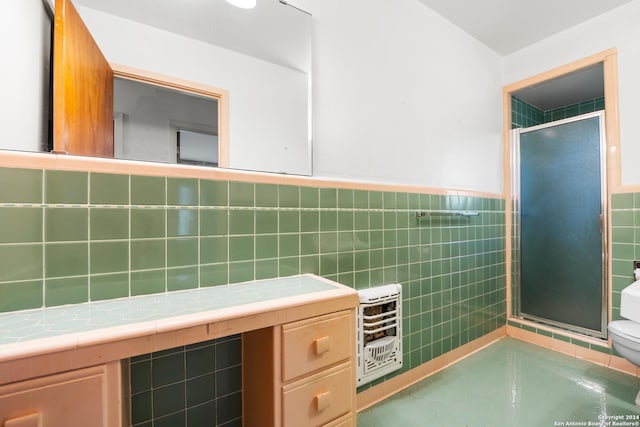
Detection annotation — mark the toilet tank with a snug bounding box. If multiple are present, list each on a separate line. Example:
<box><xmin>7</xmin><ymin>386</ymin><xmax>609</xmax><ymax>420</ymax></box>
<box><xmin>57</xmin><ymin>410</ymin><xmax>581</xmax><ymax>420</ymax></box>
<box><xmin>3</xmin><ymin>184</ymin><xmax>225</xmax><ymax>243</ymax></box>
<box><xmin>621</xmin><ymin>280</ymin><xmax>640</xmax><ymax>323</ymax></box>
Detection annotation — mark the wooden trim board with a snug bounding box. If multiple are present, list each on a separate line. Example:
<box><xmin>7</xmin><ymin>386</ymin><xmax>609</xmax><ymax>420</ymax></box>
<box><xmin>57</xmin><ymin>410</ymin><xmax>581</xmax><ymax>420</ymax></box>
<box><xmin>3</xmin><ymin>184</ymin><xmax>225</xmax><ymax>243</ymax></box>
<box><xmin>507</xmin><ymin>325</ymin><xmax>639</xmax><ymax>377</ymax></box>
<box><xmin>0</xmin><ymin>149</ymin><xmax>502</xmax><ymax>198</ymax></box>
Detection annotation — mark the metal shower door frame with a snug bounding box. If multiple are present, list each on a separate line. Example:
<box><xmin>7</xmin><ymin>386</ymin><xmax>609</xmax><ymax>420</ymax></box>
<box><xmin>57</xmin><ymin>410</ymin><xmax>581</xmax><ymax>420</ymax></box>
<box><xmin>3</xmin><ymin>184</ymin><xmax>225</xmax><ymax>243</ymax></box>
<box><xmin>510</xmin><ymin>111</ymin><xmax>608</xmax><ymax>338</ymax></box>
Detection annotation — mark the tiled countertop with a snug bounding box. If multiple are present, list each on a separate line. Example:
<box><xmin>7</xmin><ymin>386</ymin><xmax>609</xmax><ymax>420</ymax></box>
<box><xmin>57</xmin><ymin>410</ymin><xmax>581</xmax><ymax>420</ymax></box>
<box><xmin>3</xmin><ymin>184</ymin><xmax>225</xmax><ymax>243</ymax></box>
<box><xmin>0</xmin><ymin>274</ymin><xmax>357</xmax><ymax>364</ymax></box>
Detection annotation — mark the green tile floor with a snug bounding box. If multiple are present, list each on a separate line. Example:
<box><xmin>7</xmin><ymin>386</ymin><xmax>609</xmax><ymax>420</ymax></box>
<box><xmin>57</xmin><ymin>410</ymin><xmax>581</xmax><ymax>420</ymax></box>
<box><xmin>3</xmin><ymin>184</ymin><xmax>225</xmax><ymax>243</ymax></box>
<box><xmin>358</xmin><ymin>338</ymin><xmax>640</xmax><ymax>427</ymax></box>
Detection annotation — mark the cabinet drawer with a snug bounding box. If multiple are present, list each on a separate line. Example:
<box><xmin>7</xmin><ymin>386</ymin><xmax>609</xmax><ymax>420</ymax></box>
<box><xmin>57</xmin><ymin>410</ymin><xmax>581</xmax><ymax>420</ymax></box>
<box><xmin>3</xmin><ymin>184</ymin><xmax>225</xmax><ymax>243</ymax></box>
<box><xmin>0</xmin><ymin>363</ymin><xmax>121</xmax><ymax>427</ymax></box>
<box><xmin>282</xmin><ymin>310</ymin><xmax>353</xmax><ymax>381</ymax></box>
<box><xmin>282</xmin><ymin>362</ymin><xmax>353</xmax><ymax>427</ymax></box>
<box><xmin>325</xmin><ymin>414</ymin><xmax>354</xmax><ymax>427</ymax></box>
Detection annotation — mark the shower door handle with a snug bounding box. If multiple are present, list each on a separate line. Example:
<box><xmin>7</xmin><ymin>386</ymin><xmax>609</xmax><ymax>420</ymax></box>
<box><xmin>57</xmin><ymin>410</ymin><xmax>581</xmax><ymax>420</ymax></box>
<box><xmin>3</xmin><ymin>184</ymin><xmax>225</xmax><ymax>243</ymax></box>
<box><xmin>599</xmin><ymin>214</ymin><xmax>604</xmax><ymax>234</ymax></box>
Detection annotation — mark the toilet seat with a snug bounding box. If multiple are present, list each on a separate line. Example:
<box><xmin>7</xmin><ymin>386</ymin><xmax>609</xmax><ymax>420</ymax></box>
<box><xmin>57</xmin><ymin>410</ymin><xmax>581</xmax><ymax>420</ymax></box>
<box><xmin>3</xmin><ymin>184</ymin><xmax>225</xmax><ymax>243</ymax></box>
<box><xmin>609</xmin><ymin>320</ymin><xmax>640</xmax><ymax>344</ymax></box>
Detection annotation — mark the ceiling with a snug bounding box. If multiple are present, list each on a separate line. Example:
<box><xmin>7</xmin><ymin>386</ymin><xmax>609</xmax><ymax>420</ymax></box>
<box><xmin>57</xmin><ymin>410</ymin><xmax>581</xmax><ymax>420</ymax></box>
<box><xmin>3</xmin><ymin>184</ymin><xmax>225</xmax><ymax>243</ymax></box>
<box><xmin>73</xmin><ymin>0</ymin><xmax>311</xmax><ymax>72</ymax></box>
<box><xmin>73</xmin><ymin>0</ymin><xmax>636</xmax><ymax>59</ymax></box>
<box><xmin>72</xmin><ymin>0</ymin><xmax>632</xmax><ymax>111</ymax></box>
<box><xmin>418</xmin><ymin>0</ymin><xmax>636</xmax><ymax>56</ymax></box>
<box><xmin>418</xmin><ymin>0</ymin><xmax>633</xmax><ymax>110</ymax></box>
<box><xmin>512</xmin><ymin>64</ymin><xmax>604</xmax><ymax>111</ymax></box>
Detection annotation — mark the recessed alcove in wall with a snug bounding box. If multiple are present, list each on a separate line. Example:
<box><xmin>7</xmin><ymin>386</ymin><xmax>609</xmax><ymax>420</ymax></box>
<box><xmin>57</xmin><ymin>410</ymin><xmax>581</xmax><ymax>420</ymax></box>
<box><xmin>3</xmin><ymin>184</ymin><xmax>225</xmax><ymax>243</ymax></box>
<box><xmin>511</xmin><ymin>63</ymin><xmax>605</xmax><ymax>129</ymax></box>
<box><xmin>502</xmin><ymin>49</ymin><xmax>621</xmax><ymax>342</ymax></box>
<box><xmin>513</xmin><ymin>63</ymin><xmax>604</xmax><ymax>112</ymax></box>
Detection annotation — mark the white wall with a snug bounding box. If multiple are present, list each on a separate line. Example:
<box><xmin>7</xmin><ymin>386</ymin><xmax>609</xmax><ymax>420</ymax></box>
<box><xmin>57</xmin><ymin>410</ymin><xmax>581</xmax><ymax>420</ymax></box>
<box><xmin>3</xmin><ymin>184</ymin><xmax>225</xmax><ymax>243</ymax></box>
<box><xmin>1</xmin><ymin>1</ymin><xmax>51</xmax><ymax>152</ymax></box>
<box><xmin>307</xmin><ymin>0</ymin><xmax>504</xmax><ymax>193</ymax></box>
<box><xmin>503</xmin><ymin>0</ymin><xmax>640</xmax><ymax>186</ymax></box>
<box><xmin>76</xmin><ymin>6</ymin><xmax>310</xmax><ymax>176</ymax></box>
<box><xmin>81</xmin><ymin>1</ymin><xmax>504</xmax><ymax>192</ymax></box>
<box><xmin>5</xmin><ymin>1</ymin><xmax>504</xmax><ymax>192</ymax></box>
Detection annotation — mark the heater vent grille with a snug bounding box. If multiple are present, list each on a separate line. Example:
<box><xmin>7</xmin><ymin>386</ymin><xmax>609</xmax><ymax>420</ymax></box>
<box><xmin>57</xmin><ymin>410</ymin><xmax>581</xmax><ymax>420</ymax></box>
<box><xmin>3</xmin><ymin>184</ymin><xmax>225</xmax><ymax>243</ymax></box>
<box><xmin>356</xmin><ymin>284</ymin><xmax>403</xmax><ymax>386</ymax></box>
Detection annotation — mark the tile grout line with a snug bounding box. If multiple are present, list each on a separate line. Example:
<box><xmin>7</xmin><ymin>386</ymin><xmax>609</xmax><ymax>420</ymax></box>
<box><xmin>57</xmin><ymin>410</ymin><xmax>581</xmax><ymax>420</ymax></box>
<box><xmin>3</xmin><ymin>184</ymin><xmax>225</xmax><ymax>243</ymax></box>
<box><xmin>87</xmin><ymin>173</ymin><xmax>92</xmax><ymax>303</ymax></box>
<box><xmin>41</xmin><ymin>169</ymin><xmax>46</xmax><ymax>309</ymax></box>
<box><xmin>128</xmin><ymin>174</ymin><xmax>132</xmax><ymax>298</ymax></box>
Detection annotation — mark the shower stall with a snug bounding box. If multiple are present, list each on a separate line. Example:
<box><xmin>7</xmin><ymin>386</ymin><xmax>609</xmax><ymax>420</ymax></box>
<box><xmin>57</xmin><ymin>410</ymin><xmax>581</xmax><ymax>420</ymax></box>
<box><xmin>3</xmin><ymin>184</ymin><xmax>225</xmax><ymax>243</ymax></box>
<box><xmin>511</xmin><ymin>111</ymin><xmax>607</xmax><ymax>338</ymax></box>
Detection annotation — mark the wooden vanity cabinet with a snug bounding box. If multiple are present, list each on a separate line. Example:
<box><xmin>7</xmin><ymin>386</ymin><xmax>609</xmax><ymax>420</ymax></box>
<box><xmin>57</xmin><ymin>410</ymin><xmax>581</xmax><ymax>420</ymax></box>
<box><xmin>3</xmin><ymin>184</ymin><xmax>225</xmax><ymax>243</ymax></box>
<box><xmin>244</xmin><ymin>309</ymin><xmax>356</xmax><ymax>427</ymax></box>
<box><xmin>0</xmin><ymin>362</ymin><xmax>122</xmax><ymax>427</ymax></box>
<box><xmin>0</xmin><ymin>276</ymin><xmax>358</xmax><ymax>427</ymax></box>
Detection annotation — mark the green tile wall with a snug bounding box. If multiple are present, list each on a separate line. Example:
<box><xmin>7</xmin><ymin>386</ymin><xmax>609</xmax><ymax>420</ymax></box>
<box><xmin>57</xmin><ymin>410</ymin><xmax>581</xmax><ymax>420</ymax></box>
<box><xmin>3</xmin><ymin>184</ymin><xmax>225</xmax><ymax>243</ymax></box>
<box><xmin>0</xmin><ymin>166</ymin><xmax>507</xmax><ymax>424</ymax></box>
<box><xmin>611</xmin><ymin>193</ymin><xmax>640</xmax><ymax>321</ymax></box>
<box><xmin>511</xmin><ymin>96</ymin><xmax>605</xmax><ymax>129</ymax></box>
<box><xmin>512</xmin><ymin>97</ymin><xmax>544</xmax><ymax>128</ymax></box>
<box><xmin>130</xmin><ymin>335</ymin><xmax>242</xmax><ymax>427</ymax></box>
<box><xmin>506</xmin><ymin>319</ymin><xmax>612</xmax><ymax>356</ymax></box>
<box><xmin>544</xmin><ymin>97</ymin><xmax>605</xmax><ymax>123</ymax></box>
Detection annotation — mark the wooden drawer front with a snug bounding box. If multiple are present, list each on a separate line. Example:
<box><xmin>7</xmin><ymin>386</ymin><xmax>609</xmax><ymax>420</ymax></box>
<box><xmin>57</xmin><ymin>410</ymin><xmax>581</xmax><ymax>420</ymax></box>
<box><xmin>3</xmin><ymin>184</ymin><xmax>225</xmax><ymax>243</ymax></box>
<box><xmin>325</xmin><ymin>414</ymin><xmax>354</xmax><ymax>427</ymax></box>
<box><xmin>282</xmin><ymin>311</ymin><xmax>353</xmax><ymax>381</ymax></box>
<box><xmin>0</xmin><ymin>364</ymin><xmax>118</xmax><ymax>427</ymax></box>
<box><xmin>282</xmin><ymin>363</ymin><xmax>352</xmax><ymax>427</ymax></box>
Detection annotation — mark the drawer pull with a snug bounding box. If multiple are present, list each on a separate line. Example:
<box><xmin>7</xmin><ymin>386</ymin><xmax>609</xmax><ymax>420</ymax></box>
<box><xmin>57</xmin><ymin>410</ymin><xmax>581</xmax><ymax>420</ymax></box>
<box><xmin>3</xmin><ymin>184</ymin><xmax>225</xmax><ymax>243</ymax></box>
<box><xmin>314</xmin><ymin>391</ymin><xmax>331</xmax><ymax>412</ymax></box>
<box><xmin>313</xmin><ymin>336</ymin><xmax>330</xmax><ymax>355</ymax></box>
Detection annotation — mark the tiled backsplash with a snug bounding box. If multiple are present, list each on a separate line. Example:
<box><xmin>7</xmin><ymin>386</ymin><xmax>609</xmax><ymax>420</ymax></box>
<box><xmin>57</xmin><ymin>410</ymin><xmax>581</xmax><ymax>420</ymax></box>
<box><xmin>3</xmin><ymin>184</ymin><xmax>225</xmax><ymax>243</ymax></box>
<box><xmin>0</xmin><ymin>166</ymin><xmax>506</xmax><ymax>424</ymax></box>
<box><xmin>0</xmin><ymin>167</ymin><xmax>506</xmax><ymax>316</ymax></box>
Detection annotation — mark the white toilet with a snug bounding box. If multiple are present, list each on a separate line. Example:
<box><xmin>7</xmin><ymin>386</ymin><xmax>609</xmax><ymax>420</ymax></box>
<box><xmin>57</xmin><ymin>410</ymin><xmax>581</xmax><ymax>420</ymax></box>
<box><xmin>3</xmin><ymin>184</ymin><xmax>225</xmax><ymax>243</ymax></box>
<box><xmin>608</xmin><ymin>275</ymin><xmax>640</xmax><ymax>406</ymax></box>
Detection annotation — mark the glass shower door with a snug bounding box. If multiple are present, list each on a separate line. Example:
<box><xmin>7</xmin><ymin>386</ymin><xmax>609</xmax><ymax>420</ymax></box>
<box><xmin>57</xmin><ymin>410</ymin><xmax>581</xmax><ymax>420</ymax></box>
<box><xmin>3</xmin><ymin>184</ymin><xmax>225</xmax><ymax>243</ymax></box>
<box><xmin>517</xmin><ymin>113</ymin><xmax>606</xmax><ymax>336</ymax></box>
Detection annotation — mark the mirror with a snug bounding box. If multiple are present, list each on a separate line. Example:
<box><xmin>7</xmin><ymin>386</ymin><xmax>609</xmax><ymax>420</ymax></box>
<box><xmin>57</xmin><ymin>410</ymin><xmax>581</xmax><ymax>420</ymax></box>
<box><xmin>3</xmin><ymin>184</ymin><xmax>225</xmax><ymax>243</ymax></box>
<box><xmin>113</xmin><ymin>77</ymin><xmax>221</xmax><ymax>167</ymax></box>
<box><xmin>6</xmin><ymin>0</ymin><xmax>312</xmax><ymax>176</ymax></box>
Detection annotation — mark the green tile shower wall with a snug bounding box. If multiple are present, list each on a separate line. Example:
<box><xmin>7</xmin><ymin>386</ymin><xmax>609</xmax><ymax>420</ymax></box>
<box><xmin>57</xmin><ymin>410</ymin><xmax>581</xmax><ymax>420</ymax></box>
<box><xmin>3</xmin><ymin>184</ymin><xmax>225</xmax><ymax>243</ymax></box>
<box><xmin>0</xmin><ymin>166</ymin><xmax>506</xmax><ymax>390</ymax></box>
<box><xmin>512</xmin><ymin>97</ymin><xmax>544</xmax><ymax>128</ymax></box>
<box><xmin>511</xmin><ymin>96</ymin><xmax>605</xmax><ymax>129</ymax></box>
<box><xmin>544</xmin><ymin>97</ymin><xmax>605</xmax><ymax>123</ymax></box>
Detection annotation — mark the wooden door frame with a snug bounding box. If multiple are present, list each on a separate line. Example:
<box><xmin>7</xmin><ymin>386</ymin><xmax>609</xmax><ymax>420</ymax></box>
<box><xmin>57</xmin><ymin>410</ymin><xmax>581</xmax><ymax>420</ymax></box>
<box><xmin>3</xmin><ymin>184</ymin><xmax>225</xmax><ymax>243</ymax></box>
<box><xmin>502</xmin><ymin>49</ymin><xmax>621</xmax><ymax>334</ymax></box>
<box><xmin>110</xmin><ymin>63</ymin><xmax>229</xmax><ymax>168</ymax></box>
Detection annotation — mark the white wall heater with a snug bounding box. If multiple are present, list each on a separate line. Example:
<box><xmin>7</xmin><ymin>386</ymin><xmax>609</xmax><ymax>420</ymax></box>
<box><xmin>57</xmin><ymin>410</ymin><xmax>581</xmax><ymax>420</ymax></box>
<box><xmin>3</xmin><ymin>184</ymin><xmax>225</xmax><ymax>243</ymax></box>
<box><xmin>356</xmin><ymin>284</ymin><xmax>403</xmax><ymax>386</ymax></box>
